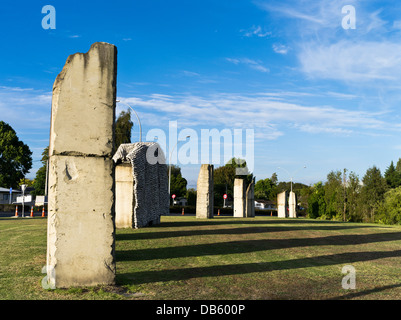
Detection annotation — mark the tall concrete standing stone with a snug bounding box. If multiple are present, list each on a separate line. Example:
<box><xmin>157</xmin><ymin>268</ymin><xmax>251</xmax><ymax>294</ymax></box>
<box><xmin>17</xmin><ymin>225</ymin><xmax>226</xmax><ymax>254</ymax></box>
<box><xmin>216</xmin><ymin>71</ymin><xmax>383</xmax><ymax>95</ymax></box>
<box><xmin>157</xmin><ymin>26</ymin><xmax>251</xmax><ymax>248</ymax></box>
<box><xmin>245</xmin><ymin>178</ymin><xmax>255</xmax><ymax>218</ymax></box>
<box><xmin>234</xmin><ymin>178</ymin><xmax>246</xmax><ymax>217</ymax></box>
<box><xmin>277</xmin><ymin>190</ymin><xmax>289</xmax><ymax>218</ymax></box>
<box><xmin>196</xmin><ymin>164</ymin><xmax>214</xmax><ymax>219</ymax></box>
<box><xmin>46</xmin><ymin>42</ymin><xmax>117</xmax><ymax>288</ymax></box>
<box><xmin>288</xmin><ymin>191</ymin><xmax>297</xmax><ymax>218</ymax></box>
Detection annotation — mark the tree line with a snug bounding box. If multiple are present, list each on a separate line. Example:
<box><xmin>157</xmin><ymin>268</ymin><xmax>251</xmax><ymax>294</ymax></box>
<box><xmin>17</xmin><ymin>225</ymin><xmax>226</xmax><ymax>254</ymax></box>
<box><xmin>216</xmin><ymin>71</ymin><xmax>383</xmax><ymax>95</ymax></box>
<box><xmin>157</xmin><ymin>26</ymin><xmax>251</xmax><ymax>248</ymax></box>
<box><xmin>305</xmin><ymin>160</ymin><xmax>401</xmax><ymax>225</ymax></box>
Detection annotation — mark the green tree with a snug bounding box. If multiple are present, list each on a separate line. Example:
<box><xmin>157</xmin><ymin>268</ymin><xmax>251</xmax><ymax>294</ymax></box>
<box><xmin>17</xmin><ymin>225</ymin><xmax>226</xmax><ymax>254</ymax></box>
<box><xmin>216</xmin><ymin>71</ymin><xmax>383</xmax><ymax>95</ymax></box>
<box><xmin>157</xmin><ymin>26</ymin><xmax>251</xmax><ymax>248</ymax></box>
<box><xmin>307</xmin><ymin>181</ymin><xmax>326</xmax><ymax>219</ymax></box>
<box><xmin>384</xmin><ymin>161</ymin><xmax>401</xmax><ymax>189</ymax></box>
<box><xmin>254</xmin><ymin>178</ymin><xmax>277</xmax><ymax>200</ymax></box>
<box><xmin>323</xmin><ymin>170</ymin><xmax>343</xmax><ymax>220</ymax></box>
<box><xmin>169</xmin><ymin>165</ymin><xmax>187</xmax><ymax>199</ymax></box>
<box><xmin>115</xmin><ymin>110</ymin><xmax>133</xmax><ymax>148</ymax></box>
<box><xmin>32</xmin><ymin>146</ymin><xmax>49</xmax><ymax>196</ymax></box>
<box><xmin>376</xmin><ymin>186</ymin><xmax>401</xmax><ymax>225</ymax></box>
<box><xmin>347</xmin><ymin>171</ymin><xmax>361</xmax><ymax>222</ymax></box>
<box><xmin>0</xmin><ymin>121</ymin><xmax>32</xmax><ymax>189</ymax></box>
<box><xmin>186</xmin><ymin>188</ymin><xmax>197</xmax><ymax>206</ymax></box>
<box><xmin>396</xmin><ymin>158</ymin><xmax>401</xmax><ymax>172</ymax></box>
<box><xmin>360</xmin><ymin>166</ymin><xmax>387</xmax><ymax>222</ymax></box>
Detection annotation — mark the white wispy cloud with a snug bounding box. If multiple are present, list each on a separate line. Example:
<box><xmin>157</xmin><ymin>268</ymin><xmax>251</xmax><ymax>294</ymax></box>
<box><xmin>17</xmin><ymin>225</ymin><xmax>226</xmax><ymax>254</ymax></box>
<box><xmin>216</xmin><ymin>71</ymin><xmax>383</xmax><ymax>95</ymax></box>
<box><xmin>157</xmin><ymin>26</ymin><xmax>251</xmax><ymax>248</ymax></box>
<box><xmin>240</xmin><ymin>25</ymin><xmax>271</xmax><ymax>38</ymax></box>
<box><xmin>272</xmin><ymin>44</ymin><xmax>290</xmax><ymax>54</ymax></box>
<box><xmin>298</xmin><ymin>40</ymin><xmax>401</xmax><ymax>82</ymax></box>
<box><xmin>226</xmin><ymin>57</ymin><xmax>269</xmax><ymax>73</ymax></box>
<box><xmin>119</xmin><ymin>91</ymin><xmax>396</xmax><ymax>140</ymax></box>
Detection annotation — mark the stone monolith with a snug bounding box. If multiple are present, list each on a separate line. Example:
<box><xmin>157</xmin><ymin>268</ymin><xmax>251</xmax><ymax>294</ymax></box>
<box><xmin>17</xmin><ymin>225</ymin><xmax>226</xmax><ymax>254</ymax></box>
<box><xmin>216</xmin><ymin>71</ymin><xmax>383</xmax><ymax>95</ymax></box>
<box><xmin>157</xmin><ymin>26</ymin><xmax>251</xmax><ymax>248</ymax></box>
<box><xmin>277</xmin><ymin>190</ymin><xmax>288</xmax><ymax>218</ymax></box>
<box><xmin>113</xmin><ymin>142</ymin><xmax>169</xmax><ymax>228</ymax></box>
<box><xmin>245</xmin><ymin>178</ymin><xmax>255</xmax><ymax>218</ymax></box>
<box><xmin>46</xmin><ymin>42</ymin><xmax>117</xmax><ymax>288</ymax></box>
<box><xmin>196</xmin><ymin>164</ymin><xmax>214</xmax><ymax>219</ymax></box>
<box><xmin>288</xmin><ymin>191</ymin><xmax>297</xmax><ymax>218</ymax></box>
<box><xmin>234</xmin><ymin>178</ymin><xmax>246</xmax><ymax>217</ymax></box>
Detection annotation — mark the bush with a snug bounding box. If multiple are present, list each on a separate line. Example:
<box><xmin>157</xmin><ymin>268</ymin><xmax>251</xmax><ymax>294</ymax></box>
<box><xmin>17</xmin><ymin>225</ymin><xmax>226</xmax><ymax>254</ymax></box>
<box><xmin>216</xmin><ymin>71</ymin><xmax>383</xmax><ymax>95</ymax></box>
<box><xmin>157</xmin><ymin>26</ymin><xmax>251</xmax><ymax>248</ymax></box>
<box><xmin>375</xmin><ymin>187</ymin><xmax>401</xmax><ymax>225</ymax></box>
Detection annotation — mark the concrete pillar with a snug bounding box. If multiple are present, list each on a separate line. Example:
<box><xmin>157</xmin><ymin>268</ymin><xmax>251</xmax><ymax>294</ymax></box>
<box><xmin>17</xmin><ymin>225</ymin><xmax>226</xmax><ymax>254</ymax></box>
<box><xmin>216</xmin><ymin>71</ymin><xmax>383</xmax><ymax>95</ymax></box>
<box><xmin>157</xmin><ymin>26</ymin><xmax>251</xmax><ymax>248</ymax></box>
<box><xmin>115</xmin><ymin>163</ymin><xmax>134</xmax><ymax>228</ymax></box>
<box><xmin>245</xmin><ymin>178</ymin><xmax>255</xmax><ymax>218</ymax></box>
<box><xmin>234</xmin><ymin>178</ymin><xmax>246</xmax><ymax>217</ymax></box>
<box><xmin>46</xmin><ymin>42</ymin><xmax>117</xmax><ymax>288</ymax></box>
<box><xmin>277</xmin><ymin>190</ymin><xmax>289</xmax><ymax>218</ymax></box>
<box><xmin>113</xmin><ymin>142</ymin><xmax>169</xmax><ymax>228</ymax></box>
<box><xmin>196</xmin><ymin>164</ymin><xmax>214</xmax><ymax>219</ymax></box>
<box><xmin>288</xmin><ymin>191</ymin><xmax>297</xmax><ymax>218</ymax></box>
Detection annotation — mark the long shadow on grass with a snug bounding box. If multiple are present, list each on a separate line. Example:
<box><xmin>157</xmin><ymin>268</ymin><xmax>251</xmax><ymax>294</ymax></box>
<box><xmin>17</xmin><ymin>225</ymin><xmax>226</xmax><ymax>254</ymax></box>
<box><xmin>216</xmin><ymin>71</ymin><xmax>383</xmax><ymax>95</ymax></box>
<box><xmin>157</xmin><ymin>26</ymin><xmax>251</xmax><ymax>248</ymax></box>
<box><xmin>116</xmin><ymin>224</ymin><xmax>376</xmax><ymax>241</ymax></box>
<box><xmin>156</xmin><ymin>218</ymin><xmax>368</xmax><ymax>228</ymax></box>
<box><xmin>329</xmin><ymin>283</ymin><xmax>401</xmax><ymax>300</ymax></box>
<box><xmin>116</xmin><ymin>231</ymin><xmax>401</xmax><ymax>262</ymax></box>
<box><xmin>117</xmin><ymin>249</ymin><xmax>401</xmax><ymax>285</ymax></box>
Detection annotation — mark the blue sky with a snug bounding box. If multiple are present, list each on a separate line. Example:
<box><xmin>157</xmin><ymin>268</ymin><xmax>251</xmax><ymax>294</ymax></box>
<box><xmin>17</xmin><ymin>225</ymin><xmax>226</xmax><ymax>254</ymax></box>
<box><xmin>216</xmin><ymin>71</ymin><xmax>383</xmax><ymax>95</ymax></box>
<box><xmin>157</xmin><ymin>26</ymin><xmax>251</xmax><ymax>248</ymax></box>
<box><xmin>1</xmin><ymin>0</ymin><xmax>401</xmax><ymax>189</ymax></box>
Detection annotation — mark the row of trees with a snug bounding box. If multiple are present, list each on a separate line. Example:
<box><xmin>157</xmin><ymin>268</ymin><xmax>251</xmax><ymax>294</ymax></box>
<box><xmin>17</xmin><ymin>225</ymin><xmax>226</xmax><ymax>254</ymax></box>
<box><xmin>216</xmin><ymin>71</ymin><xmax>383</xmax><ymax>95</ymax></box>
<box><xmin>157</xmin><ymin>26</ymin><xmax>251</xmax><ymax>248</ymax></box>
<box><xmin>306</xmin><ymin>160</ymin><xmax>401</xmax><ymax>224</ymax></box>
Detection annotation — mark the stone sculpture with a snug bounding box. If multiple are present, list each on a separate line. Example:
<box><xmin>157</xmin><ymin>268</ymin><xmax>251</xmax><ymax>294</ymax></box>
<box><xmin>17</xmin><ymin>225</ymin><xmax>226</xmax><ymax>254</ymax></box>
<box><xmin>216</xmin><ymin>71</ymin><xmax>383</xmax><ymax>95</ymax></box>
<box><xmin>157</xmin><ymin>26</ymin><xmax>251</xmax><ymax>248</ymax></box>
<box><xmin>46</xmin><ymin>42</ymin><xmax>117</xmax><ymax>288</ymax></box>
<box><xmin>196</xmin><ymin>164</ymin><xmax>214</xmax><ymax>219</ymax></box>
<box><xmin>277</xmin><ymin>190</ymin><xmax>289</xmax><ymax>218</ymax></box>
<box><xmin>245</xmin><ymin>177</ymin><xmax>255</xmax><ymax>218</ymax></box>
<box><xmin>288</xmin><ymin>191</ymin><xmax>297</xmax><ymax>218</ymax></box>
<box><xmin>233</xmin><ymin>178</ymin><xmax>246</xmax><ymax>217</ymax></box>
<box><xmin>112</xmin><ymin>142</ymin><xmax>169</xmax><ymax>228</ymax></box>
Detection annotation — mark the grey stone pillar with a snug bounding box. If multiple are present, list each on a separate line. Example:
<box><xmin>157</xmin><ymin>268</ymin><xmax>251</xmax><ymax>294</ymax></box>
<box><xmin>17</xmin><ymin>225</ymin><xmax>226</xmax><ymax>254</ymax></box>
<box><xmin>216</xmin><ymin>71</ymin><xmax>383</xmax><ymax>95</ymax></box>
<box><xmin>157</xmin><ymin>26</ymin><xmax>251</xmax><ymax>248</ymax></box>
<box><xmin>46</xmin><ymin>42</ymin><xmax>117</xmax><ymax>288</ymax></box>
<box><xmin>196</xmin><ymin>164</ymin><xmax>214</xmax><ymax>219</ymax></box>
<box><xmin>234</xmin><ymin>178</ymin><xmax>246</xmax><ymax>217</ymax></box>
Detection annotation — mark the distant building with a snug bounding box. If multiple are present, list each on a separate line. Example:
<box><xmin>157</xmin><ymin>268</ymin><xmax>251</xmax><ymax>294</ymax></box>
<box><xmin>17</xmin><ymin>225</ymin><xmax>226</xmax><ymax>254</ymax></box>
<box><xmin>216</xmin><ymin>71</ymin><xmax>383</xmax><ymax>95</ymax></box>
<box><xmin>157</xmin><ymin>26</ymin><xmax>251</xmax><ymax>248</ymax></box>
<box><xmin>0</xmin><ymin>187</ymin><xmax>20</xmax><ymax>205</ymax></box>
<box><xmin>254</xmin><ymin>199</ymin><xmax>277</xmax><ymax>211</ymax></box>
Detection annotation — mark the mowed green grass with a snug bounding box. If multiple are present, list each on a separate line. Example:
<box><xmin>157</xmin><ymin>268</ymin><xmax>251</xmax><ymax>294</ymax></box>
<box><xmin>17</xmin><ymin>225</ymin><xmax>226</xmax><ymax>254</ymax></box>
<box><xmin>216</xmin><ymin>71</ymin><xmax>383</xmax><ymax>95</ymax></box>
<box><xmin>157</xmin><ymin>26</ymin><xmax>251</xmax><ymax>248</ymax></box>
<box><xmin>1</xmin><ymin>215</ymin><xmax>401</xmax><ymax>300</ymax></box>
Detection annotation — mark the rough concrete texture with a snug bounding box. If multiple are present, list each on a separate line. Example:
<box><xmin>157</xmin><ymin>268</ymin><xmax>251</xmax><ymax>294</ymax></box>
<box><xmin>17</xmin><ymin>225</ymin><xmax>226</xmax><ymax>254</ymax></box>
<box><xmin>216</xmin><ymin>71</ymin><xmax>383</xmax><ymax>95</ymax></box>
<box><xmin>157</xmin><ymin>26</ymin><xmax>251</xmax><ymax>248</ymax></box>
<box><xmin>46</xmin><ymin>42</ymin><xmax>117</xmax><ymax>288</ymax></box>
<box><xmin>113</xmin><ymin>142</ymin><xmax>169</xmax><ymax>228</ymax></box>
<box><xmin>115</xmin><ymin>163</ymin><xmax>134</xmax><ymax>228</ymax></box>
<box><xmin>288</xmin><ymin>191</ymin><xmax>297</xmax><ymax>218</ymax></box>
<box><xmin>234</xmin><ymin>178</ymin><xmax>246</xmax><ymax>217</ymax></box>
<box><xmin>196</xmin><ymin>164</ymin><xmax>214</xmax><ymax>219</ymax></box>
<box><xmin>245</xmin><ymin>178</ymin><xmax>255</xmax><ymax>218</ymax></box>
<box><xmin>277</xmin><ymin>190</ymin><xmax>289</xmax><ymax>218</ymax></box>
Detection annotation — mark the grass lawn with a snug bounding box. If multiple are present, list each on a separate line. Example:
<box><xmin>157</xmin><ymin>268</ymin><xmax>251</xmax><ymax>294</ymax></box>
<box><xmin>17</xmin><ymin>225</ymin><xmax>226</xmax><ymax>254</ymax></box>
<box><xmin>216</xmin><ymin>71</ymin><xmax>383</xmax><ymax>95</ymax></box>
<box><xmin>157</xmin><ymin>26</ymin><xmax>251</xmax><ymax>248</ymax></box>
<box><xmin>1</xmin><ymin>215</ymin><xmax>401</xmax><ymax>300</ymax></box>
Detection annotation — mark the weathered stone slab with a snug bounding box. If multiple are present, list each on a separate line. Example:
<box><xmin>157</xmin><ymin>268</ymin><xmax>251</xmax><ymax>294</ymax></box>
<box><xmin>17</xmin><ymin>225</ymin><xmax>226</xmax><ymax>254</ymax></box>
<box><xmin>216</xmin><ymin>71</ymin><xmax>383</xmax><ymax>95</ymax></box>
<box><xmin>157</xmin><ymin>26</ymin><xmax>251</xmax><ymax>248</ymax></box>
<box><xmin>245</xmin><ymin>178</ymin><xmax>255</xmax><ymax>218</ymax></box>
<box><xmin>113</xmin><ymin>142</ymin><xmax>169</xmax><ymax>228</ymax></box>
<box><xmin>115</xmin><ymin>163</ymin><xmax>134</xmax><ymax>228</ymax></box>
<box><xmin>47</xmin><ymin>155</ymin><xmax>115</xmax><ymax>287</ymax></box>
<box><xmin>49</xmin><ymin>42</ymin><xmax>117</xmax><ymax>157</ymax></box>
<box><xmin>277</xmin><ymin>190</ymin><xmax>288</xmax><ymax>218</ymax></box>
<box><xmin>196</xmin><ymin>164</ymin><xmax>214</xmax><ymax>219</ymax></box>
<box><xmin>288</xmin><ymin>191</ymin><xmax>297</xmax><ymax>218</ymax></box>
<box><xmin>46</xmin><ymin>42</ymin><xmax>117</xmax><ymax>288</ymax></box>
<box><xmin>234</xmin><ymin>178</ymin><xmax>246</xmax><ymax>217</ymax></box>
